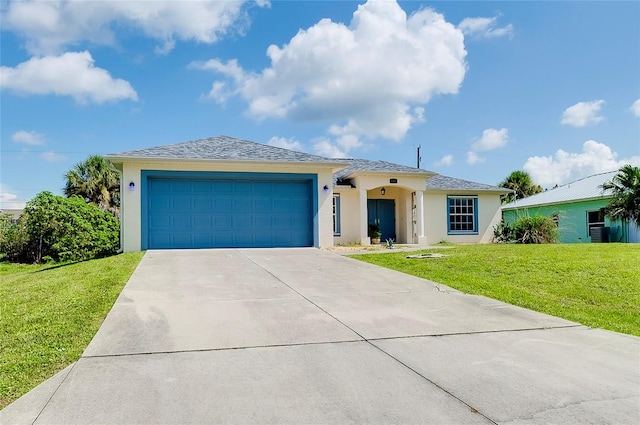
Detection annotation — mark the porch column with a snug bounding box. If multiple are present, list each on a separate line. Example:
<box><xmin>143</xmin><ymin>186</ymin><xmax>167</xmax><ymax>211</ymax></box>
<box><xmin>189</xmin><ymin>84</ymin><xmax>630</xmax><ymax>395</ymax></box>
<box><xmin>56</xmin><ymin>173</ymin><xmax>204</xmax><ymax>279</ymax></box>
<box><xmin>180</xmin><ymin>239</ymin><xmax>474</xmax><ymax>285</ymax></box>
<box><xmin>359</xmin><ymin>189</ymin><xmax>370</xmax><ymax>245</ymax></box>
<box><xmin>416</xmin><ymin>190</ymin><xmax>428</xmax><ymax>245</ymax></box>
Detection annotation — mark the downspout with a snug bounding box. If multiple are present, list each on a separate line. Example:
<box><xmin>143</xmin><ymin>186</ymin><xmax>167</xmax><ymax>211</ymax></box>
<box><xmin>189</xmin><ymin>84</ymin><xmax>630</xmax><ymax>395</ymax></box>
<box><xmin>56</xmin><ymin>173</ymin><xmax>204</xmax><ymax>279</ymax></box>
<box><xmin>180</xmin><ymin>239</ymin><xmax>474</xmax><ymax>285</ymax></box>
<box><xmin>115</xmin><ymin>166</ymin><xmax>124</xmax><ymax>253</ymax></box>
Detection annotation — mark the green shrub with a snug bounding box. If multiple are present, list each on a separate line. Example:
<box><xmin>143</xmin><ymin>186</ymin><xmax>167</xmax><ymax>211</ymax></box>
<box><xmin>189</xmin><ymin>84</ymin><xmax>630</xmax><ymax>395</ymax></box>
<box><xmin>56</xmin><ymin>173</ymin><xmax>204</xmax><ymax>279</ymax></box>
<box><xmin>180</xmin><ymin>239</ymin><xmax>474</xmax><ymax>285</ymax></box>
<box><xmin>494</xmin><ymin>215</ymin><xmax>558</xmax><ymax>244</ymax></box>
<box><xmin>1</xmin><ymin>192</ymin><xmax>120</xmax><ymax>263</ymax></box>
<box><xmin>0</xmin><ymin>213</ymin><xmax>29</xmax><ymax>261</ymax></box>
<box><xmin>513</xmin><ymin>215</ymin><xmax>559</xmax><ymax>244</ymax></box>
<box><xmin>493</xmin><ymin>219</ymin><xmax>516</xmax><ymax>243</ymax></box>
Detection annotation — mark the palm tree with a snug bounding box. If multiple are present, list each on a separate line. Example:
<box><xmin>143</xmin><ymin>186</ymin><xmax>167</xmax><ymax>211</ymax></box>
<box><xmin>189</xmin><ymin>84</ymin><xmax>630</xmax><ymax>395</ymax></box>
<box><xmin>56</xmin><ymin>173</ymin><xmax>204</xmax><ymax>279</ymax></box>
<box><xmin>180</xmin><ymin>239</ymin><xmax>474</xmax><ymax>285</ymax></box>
<box><xmin>64</xmin><ymin>155</ymin><xmax>120</xmax><ymax>214</ymax></box>
<box><xmin>499</xmin><ymin>170</ymin><xmax>543</xmax><ymax>204</ymax></box>
<box><xmin>601</xmin><ymin>164</ymin><xmax>640</xmax><ymax>227</ymax></box>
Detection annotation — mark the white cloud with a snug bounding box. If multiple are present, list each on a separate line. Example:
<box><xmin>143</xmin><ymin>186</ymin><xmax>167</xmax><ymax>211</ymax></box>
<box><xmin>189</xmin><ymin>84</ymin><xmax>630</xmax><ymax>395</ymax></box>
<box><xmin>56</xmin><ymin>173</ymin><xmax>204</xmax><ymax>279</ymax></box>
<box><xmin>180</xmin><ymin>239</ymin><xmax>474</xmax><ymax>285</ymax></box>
<box><xmin>436</xmin><ymin>154</ymin><xmax>454</xmax><ymax>166</ymax></box>
<box><xmin>313</xmin><ymin>138</ymin><xmax>348</xmax><ymax>158</ymax></box>
<box><xmin>561</xmin><ymin>100</ymin><xmax>605</xmax><ymax>127</ymax></box>
<box><xmin>42</xmin><ymin>151</ymin><xmax>66</xmax><ymax>162</ymax></box>
<box><xmin>523</xmin><ymin>140</ymin><xmax>640</xmax><ymax>187</ymax></box>
<box><xmin>267</xmin><ymin>136</ymin><xmax>303</xmax><ymax>151</ymax></box>
<box><xmin>471</xmin><ymin>128</ymin><xmax>509</xmax><ymax>152</ymax></box>
<box><xmin>458</xmin><ymin>16</ymin><xmax>513</xmax><ymax>39</ymax></box>
<box><xmin>12</xmin><ymin>130</ymin><xmax>45</xmax><ymax>145</ymax></box>
<box><xmin>466</xmin><ymin>151</ymin><xmax>485</xmax><ymax>164</ymax></box>
<box><xmin>465</xmin><ymin>128</ymin><xmax>508</xmax><ymax>165</ymax></box>
<box><xmin>0</xmin><ymin>51</ymin><xmax>138</xmax><ymax>104</ymax></box>
<box><xmin>2</xmin><ymin>0</ymin><xmax>266</xmax><ymax>55</ymax></box>
<box><xmin>0</xmin><ymin>184</ymin><xmax>26</xmax><ymax>209</ymax></box>
<box><xmin>631</xmin><ymin>99</ymin><xmax>640</xmax><ymax>117</ymax></box>
<box><xmin>196</xmin><ymin>0</ymin><xmax>467</xmax><ymax>157</ymax></box>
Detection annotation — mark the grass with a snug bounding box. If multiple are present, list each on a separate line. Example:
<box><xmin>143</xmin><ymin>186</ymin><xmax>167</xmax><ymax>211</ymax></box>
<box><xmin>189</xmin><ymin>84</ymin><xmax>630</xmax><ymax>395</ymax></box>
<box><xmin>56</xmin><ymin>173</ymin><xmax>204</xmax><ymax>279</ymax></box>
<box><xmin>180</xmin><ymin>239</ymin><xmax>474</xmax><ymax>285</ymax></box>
<box><xmin>350</xmin><ymin>244</ymin><xmax>640</xmax><ymax>337</ymax></box>
<box><xmin>0</xmin><ymin>252</ymin><xmax>144</xmax><ymax>409</ymax></box>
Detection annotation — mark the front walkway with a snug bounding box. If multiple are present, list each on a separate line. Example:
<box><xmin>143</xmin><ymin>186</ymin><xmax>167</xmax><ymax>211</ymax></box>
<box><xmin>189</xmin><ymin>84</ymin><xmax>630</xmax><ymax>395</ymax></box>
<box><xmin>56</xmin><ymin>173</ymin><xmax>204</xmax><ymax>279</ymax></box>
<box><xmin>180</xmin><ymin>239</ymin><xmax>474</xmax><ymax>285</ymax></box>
<box><xmin>3</xmin><ymin>249</ymin><xmax>639</xmax><ymax>424</ymax></box>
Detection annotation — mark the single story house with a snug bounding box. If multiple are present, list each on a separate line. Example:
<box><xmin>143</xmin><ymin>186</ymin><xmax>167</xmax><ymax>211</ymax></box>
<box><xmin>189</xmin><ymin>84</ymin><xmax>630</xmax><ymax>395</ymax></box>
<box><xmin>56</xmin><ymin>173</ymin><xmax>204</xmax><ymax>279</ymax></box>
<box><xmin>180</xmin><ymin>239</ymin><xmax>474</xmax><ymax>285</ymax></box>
<box><xmin>107</xmin><ymin>136</ymin><xmax>510</xmax><ymax>251</ymax></box>
<box><xmin>502</xmin><ymin>171</ymin><xmax>640</xmax><ymax>243</ymax></box>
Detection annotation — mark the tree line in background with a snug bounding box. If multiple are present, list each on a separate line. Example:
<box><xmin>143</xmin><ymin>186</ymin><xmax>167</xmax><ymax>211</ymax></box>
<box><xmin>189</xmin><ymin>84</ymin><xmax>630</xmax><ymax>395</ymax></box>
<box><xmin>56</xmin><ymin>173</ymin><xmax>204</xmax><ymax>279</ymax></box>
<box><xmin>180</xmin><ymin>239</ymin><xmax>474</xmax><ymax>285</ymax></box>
<box><xmin>0</xmin><ymin>156</ymin><xmax>121</xmax><ymax>263</ymax></box>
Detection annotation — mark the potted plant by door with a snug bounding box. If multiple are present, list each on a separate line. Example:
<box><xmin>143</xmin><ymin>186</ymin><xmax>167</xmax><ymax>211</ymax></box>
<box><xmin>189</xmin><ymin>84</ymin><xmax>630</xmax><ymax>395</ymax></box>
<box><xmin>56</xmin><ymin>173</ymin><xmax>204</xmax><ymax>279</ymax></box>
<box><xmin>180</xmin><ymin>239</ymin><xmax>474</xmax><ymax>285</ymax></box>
<box><xmin>368</xmin><ymin>224</ymin><xmax>382</xmax><ymax>244</ymax></box>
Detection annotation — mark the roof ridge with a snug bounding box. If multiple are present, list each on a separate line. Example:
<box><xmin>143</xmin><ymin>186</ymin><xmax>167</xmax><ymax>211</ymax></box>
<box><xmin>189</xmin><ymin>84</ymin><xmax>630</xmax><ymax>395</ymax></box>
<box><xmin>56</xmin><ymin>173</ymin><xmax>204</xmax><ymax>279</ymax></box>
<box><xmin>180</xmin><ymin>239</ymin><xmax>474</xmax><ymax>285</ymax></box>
<box><xmin>544</xmin><ymin>170</ymin><xmax>618</xmax><ymax>192</ymax></box>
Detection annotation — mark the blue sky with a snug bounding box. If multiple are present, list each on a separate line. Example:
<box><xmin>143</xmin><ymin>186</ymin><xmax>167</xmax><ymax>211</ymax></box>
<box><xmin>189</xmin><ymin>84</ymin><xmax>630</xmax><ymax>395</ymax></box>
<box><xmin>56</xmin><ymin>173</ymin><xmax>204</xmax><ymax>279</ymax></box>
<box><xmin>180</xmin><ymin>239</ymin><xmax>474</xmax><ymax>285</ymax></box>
<box><xmin>1</xmin><ymin>0</ymin><xmax>639</xmax><ymax>209</ymax></box>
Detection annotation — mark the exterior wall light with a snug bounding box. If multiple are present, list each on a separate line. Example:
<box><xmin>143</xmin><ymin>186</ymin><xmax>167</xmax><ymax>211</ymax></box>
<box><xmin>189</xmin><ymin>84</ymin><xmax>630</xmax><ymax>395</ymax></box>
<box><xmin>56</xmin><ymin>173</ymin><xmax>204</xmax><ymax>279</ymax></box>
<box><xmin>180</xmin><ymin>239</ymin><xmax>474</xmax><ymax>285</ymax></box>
<box><xmin>129</xmin><ymin>181</ymin><xmax>135</xmax><ymax>191</ymax></box>
<box><xmin>323</xmin><ymin>185</ymin><xmax>330</xmax><ymax>193</ymax></box>
<box><xmin>380</xmin><ymin>187</ymin><xmax>386</xmax><ymax>196</ymax></box>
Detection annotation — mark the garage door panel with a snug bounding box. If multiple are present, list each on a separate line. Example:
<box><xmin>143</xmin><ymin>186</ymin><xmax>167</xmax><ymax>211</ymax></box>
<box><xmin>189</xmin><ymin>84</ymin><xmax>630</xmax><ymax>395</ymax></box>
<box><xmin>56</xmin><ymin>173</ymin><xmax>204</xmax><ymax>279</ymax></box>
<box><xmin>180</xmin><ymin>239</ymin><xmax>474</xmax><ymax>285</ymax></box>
<box><xmin>150</xmin><ymin>196</ymin><xmax>170</xmax><ymax>210</ymax></box>
<box><xmin>233</xmin><ymin>232</ymin><xmax>253</xmax><ymax>246</ymax></box>
<box><xmin>193</xmin><ymin>197</ymin><xmax>212</xmax><ymax>210</ymax></box>
<box><xmin>149</xmin><ymin>215</ymin><xmax>171</xmax><ymax>228</ymax></box>
<box><xmin>254</xmin><ymin>233</ymin><xmax>273</xmax><ymax>245</ymax></box>
<box><xmin>234</xmin><ymin>198</ymin><xmax>252</xmax><ymax>211</ymax></box>
<box><xmin>214</xmin><ymin>232</ymin><xmax>234</xmax><ymax>246</ymax></box>
<box><xmin>214</xmin><ymin>215</ymin><xmax>232</xmax><ymax>227</ymax></box>
<box><xmin>213</xmin><ymin>181</ymin><xmax>233</xmax><ymax>192</ymax></box>
<box><xmin>254</xmin><ymin>199</ymin><xmax>271</xmax><ymax>210</ymax></box>
<box><xmin>233</xmin><ymin>214</ymin><xmax>252</xmax><ymax>228</ymax></box>
<box><xmin>192</xmin><ymin>180</ymin><xmax>213</xmax><ymax>193</ymax></box>
<box><xmin>150</xmin><ymin>179</ymin><xmax>171</xmax><ymax>192</ymax></box>
<box><xmin>172</xmin><ymin>233</ymin><xmax>191</xmax><ymax>246</ymax></box>
<box><xmin>214</xmin><ymin>198</ymin><xmax>232</xmax><ymax>210</ymax></box>
<box><xmin>254</xmin><ymin>215</ymin><xmax>272</xmax><ymax>227</ymax></box>
<box><xmin>233</xmin><ymin>181</ymin><xmax>252</xmax><ymax>192</ymax></box>
<box><xmin>172</xmin><ymin>180</ymin><xmax>191</xmax><ymax>192</ymax></box>
<box><xmin>149</xmin><ymin>234</ymin><xmax>170</xmax><ymax>247</ymax></box>
<box><xmin>193</xmin><ymin>233</ymin><xmax>212</xmax><ymax>246</ymax></box>
<box><xmin>172</xmin><ymin>215</ymin><xmax>190</xmax><ymax>230</ymax></box>
<box><xmin>147</xmin><ymin>176</ymin><xmax>313</xmax><ymax>249</ymax></box>
<box><xmin>192</xmin><ymin>215</ymin><xmax>212</xmax><ymax>229</ymax></box>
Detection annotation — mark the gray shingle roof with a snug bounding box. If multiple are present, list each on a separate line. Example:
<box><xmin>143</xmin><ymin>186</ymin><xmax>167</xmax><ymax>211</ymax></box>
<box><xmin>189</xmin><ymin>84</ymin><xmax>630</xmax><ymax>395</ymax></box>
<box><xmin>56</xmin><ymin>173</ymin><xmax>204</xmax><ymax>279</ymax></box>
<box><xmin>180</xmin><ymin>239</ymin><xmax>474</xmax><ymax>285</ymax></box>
<box><xmin>107</xmin><ymin>136</ymin><xmax>510</xmax><ymax>193</ymax></box>
<box><xmin>334</xmin><ymin>158</ymin><xmax>433</xmax><ymax>181</ymax></box>
<box><xmin>502</xmin><ymin>171</ymin><xmax>616</xmax><ymax>210</ymax></box>
<box><xmin>425</xmin><ymin>174</ymin><xmax>510</xmax><ymax>192</ymax></box>
<box><xmin>108</xmin><ymin>135</ymin><xmax>338</xmax><ymax>163</ymax></box>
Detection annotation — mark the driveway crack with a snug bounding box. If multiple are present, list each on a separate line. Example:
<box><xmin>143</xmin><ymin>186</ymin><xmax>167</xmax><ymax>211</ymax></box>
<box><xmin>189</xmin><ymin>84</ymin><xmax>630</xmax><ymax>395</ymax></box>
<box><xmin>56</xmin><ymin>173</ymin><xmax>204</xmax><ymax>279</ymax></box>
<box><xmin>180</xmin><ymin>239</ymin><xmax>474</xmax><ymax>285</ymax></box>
<box><xmin>237</xmin><ymin>249</ymin><xmax>498</xmax><ymax>424</ymax></box>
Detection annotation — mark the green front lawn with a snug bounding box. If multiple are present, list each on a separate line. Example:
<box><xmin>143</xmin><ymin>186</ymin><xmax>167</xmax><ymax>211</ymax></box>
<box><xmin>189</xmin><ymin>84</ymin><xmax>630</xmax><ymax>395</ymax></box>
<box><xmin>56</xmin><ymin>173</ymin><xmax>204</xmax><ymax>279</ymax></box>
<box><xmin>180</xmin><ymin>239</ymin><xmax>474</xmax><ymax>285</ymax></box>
<box><xmin>0</xmin><ymin>252</ymin><xmax>144</xmax><ymax>409</ymax></box>
<box><xmin>351</xmin><ymin>244</ymin><xmax>640</xmax><ymax>337</ymax></box>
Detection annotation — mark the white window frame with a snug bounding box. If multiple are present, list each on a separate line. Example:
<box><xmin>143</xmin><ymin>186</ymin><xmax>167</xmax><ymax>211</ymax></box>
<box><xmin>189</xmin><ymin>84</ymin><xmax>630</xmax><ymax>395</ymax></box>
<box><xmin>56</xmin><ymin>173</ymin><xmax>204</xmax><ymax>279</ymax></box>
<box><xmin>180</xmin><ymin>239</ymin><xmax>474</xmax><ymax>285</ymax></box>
<box><xmin>447</xmin><ymin>196</ymin><xmax>478</xmax><ymax>235</ymax></box>
<box><xmin>333</xmin><ymin>194</ymin><xmax>341</xmax><ymax>236</ymax></box>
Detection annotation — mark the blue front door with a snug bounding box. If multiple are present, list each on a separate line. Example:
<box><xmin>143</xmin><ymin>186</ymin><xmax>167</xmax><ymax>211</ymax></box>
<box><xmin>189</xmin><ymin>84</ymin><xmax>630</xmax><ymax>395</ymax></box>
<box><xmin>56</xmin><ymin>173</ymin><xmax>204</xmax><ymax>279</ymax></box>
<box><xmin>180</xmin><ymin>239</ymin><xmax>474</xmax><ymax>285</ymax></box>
<box><xmin>367</xmin><ymin>199</ymin><xmax>396</xmax><ymax>241</ymax></box>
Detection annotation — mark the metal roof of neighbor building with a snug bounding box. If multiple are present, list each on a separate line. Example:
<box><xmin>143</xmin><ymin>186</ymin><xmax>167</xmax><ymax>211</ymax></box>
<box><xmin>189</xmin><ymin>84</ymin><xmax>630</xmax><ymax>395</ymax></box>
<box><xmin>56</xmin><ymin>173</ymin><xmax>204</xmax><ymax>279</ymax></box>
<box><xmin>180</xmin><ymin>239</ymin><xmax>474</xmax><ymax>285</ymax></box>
<box><xmin>107</xmin><ymin>135</ymin><xmax>339</xmax><ymax>164</ymax></box>
<box><xmin>502</xmin><ymin>171</ymin><xmax>617</xmax><ymax>210</ymax></box>
<box><xmin>425</xmin><ymin>174</ymin><xmax>510</xmax><ymax>192</ymax></box>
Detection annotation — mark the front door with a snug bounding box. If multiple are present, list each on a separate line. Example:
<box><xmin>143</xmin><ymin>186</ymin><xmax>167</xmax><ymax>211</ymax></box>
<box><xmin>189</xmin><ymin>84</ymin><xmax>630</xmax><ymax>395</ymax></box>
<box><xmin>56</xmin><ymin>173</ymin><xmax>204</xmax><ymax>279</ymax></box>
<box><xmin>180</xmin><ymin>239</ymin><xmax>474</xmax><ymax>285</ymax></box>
<box><xmin>367</xmin><ymin>199</ymin><xmax>396</xmax><ymax>241</ymax></box>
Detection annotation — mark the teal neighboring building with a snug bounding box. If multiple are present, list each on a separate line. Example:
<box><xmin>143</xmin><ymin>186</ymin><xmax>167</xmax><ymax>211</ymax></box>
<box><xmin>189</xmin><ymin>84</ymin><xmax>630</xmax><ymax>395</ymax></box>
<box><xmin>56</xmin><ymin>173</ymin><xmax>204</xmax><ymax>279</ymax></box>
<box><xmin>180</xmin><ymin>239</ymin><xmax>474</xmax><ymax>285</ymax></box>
<box><xmin>502</xmin><ymin>171</ymin><xmax>640</xmax><ymax>243</ymax></box>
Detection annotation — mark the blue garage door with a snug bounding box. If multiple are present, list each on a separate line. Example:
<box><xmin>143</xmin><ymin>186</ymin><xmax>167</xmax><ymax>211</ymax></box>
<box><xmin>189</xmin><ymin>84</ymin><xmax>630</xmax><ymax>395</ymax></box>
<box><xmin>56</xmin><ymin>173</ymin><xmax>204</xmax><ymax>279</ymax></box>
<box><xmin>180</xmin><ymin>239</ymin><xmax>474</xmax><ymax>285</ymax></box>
<box><xmin>147</xmin><ymin>177</ymin><xmax>313</xmax><ymax>249</ymax></box>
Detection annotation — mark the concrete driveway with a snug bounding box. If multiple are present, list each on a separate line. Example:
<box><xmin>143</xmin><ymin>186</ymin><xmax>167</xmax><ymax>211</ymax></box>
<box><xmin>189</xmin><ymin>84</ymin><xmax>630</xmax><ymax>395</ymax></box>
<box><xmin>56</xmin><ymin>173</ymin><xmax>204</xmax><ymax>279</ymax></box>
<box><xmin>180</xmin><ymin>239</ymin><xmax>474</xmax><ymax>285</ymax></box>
<box><xmin>3</xmin><ymin>248</ymin><xmax>639</xmax><ymax>424</ymax></box>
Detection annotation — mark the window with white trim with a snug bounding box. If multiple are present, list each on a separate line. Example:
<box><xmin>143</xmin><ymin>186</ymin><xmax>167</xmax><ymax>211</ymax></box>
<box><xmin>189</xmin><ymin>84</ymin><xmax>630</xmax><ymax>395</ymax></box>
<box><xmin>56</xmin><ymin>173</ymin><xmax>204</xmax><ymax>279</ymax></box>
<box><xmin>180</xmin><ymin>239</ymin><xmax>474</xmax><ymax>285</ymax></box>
<box><xmin>447</xmin><ymin>196</ymin><xmax>478</xmax><ymax>234</ymax></box>
<box><xmin>333</xmin><ymin>194</ymin><xmax>341</xmax><ymax>236</ymax></box>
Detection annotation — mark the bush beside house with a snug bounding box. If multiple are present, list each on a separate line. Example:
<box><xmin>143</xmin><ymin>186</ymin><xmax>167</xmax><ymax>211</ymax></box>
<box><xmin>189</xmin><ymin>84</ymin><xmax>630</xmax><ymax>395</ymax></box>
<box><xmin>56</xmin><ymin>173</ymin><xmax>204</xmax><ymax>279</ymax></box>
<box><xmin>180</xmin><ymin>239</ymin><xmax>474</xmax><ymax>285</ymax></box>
<box><xmin>494</xmin><ymin>215</ymin><xmax>559</xmax><ymax>244</ymax></box>
<box><xmin>0</xmin><ymin>192</ymin><xmax>120</xmax><ymax>263</ymax></box>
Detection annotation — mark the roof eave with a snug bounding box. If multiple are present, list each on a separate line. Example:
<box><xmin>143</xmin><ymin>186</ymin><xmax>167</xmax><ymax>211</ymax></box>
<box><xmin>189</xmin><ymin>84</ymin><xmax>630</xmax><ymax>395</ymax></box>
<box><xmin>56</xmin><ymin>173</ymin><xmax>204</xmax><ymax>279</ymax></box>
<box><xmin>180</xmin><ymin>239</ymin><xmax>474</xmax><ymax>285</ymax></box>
<box><xmin>425</xmin><ymin>187</ymin><xmax>512</xmax><ymax>194</ymax></box>
<box><xmin>343</xmin><ymin>170</ymin><xmax>437</xmax><ymax>179</ymax></box>
<box><xmin>501</xmin><ymin>194</ymin><xmax>611</xmax><ymax>210</ymax></box>
<box><xmin>105</xmin><ymin>155</ymin><xmax>348</xmax><ymax>171</ymax></box>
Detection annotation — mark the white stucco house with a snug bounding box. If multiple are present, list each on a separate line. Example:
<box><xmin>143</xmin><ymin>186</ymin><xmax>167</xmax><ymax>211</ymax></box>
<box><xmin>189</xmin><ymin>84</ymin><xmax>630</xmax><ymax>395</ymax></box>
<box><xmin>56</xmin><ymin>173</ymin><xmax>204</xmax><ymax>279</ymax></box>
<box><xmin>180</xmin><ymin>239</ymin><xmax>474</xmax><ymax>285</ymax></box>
<box><xmin>106</xmin><ymin>136</ymin><xmax>509</xmax><ymax>251</ymax></box>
